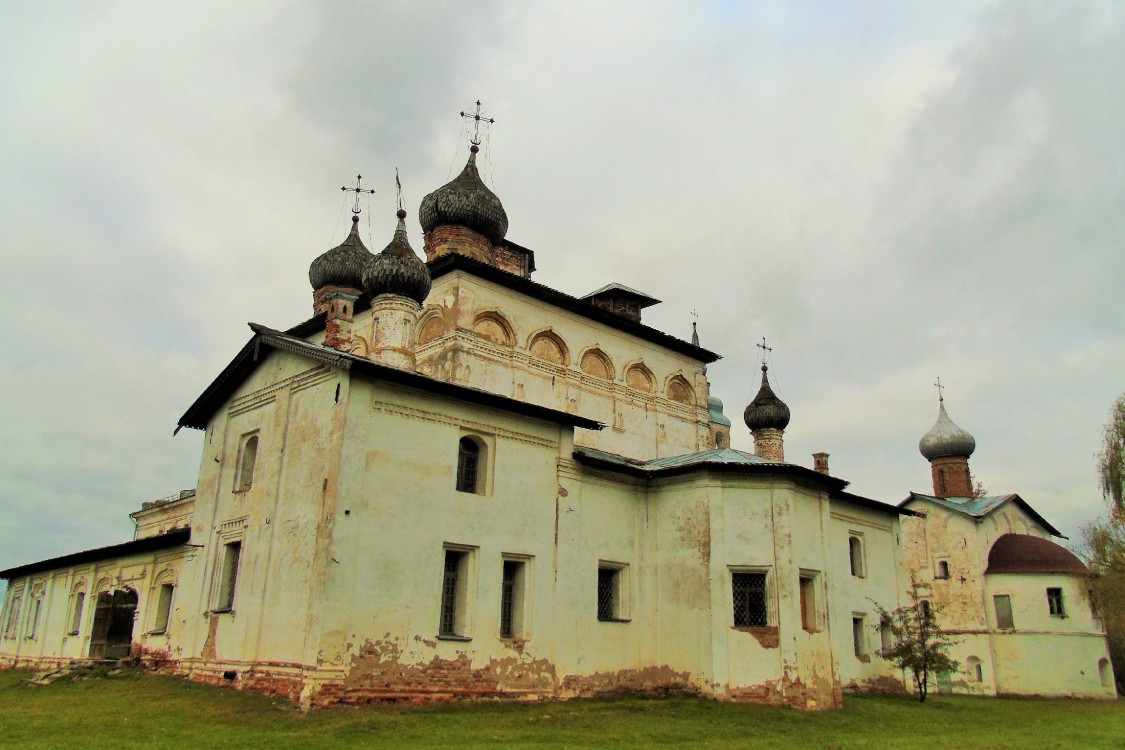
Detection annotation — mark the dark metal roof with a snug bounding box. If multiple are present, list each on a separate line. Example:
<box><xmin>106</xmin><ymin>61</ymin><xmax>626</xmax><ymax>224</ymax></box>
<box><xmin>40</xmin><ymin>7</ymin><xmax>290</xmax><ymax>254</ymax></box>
<box><xmin>1</xmin><ymin>528</ymin><xmax>192</xmax><ymax>580</ymax></box>
<box><xmin>581</xmin><ymin>283</ymin><xmax>661</xmax><ymax>308</ymax></box>
<box><xmin>985</xmin><ymin>533</ymin><xmax>1087</xmax><ymax>575</ymax></box>
<box><xmin>429</xmin><ymin>254</ymin><xmax>721</xmax><ymax>364</ymax></box>
<box><xmin>832</xmin><ymin>490</ymin><xmax>921</xmax><ymax>517</ymax></box>
<box><xmin>308</xmin><ymin>215</ymin><xmax>374</xmax><ymax>291</ymax></box>
<box><xmin>900</xmin><ymin>492</ymin><xmax>1064</xmax><ymax>538</ymax></box>
<box><xmin>176</xmin><ymin>324</ymin><xmax>604</xmax><ymax>433</ymax></box>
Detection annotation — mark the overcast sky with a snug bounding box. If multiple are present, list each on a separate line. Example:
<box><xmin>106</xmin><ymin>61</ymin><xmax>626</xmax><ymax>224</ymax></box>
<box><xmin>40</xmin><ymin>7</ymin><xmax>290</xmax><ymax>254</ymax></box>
<box><xmin>1</xmin><ymin>1</ymin><xmax>1123</xmax><ymax>581</ymax></box>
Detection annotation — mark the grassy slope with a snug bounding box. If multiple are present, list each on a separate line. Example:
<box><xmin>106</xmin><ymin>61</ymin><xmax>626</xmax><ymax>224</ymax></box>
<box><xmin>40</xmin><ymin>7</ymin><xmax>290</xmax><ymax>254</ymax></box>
<box><xmin>0</xmin><ymin>669</ymin><xmax>1122</xmax><ymax>749</ymax></box>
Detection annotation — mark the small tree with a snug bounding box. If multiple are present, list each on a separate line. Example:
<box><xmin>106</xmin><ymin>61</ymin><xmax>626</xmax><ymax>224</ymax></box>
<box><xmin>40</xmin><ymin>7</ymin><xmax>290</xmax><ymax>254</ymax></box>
<box><xmin>873</xmin><ymin>586</ymin><xmax>959</xmax><ymax>702</ymax></box>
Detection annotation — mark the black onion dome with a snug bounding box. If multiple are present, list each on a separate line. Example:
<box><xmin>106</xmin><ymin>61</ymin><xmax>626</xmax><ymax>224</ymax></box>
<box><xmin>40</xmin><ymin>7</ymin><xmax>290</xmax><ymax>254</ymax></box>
<box><xmin>419</xmin><ymin>146</ymin><xmax>508</xmax><ymax>244</ymax></box>
<box><xmin>743</xmin><ymin>365</ymin><xmax>791</xmax><ymax>431</ymax></box>
<box><xmin>919</xmin><ymin>401</ymin><xmax>976</xmax><ymax>460</ymax></box>
<box><xmin>309</xmin><ymin>215</ymin><xmax>374</xmax><ymax>290</ymax></box>
<box><xmin>362</xmin><ymin>210</ymin><xmax>432</xmax><ymax>305</ymax></box>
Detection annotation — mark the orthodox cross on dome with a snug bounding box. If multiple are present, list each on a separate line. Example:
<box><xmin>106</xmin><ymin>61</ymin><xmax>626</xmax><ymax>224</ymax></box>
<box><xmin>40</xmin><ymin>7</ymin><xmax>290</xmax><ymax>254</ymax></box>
<box><xmin>341</xmin><ymin>174</ymin><xmax>375</xmax><ymax>216</ymax></box>
<box><xmin>757</xmin><ymin>337</ymin><xmax>773</xmax><ymax>367</ymax></box>
<box><xmin>461</xmin><ymin>99</ymin><xmax>495</xmax><ymax>146</ymax></box>
<box><xmin>690</xmin><ymin>309</ymin><xmax>699</xmax><ymax>346</ymax></box>
<box><xmin>934</xmin><ymin>377</ymin><xmax>945</xmax><ymax>403</ymax></box>
<box><xmin>395</xmin><ymin>167</ymin><xmax>404</xmax><ymax>213</ymax></box>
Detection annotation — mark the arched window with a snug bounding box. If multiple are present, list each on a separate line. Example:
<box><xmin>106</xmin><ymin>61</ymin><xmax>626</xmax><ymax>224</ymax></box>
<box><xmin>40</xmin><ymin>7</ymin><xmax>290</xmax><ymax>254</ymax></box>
<box><xmin>849</xmin><ymin>536</ymin><xmax>865</xmax><ymax>578</ymax></box>
<box><xmin>920</xmin><ymin>600</ymin><xmax>933</xmax><ymax>623</ymax></box>
<box><xmin>936</xmin><ymin>560</ymin><xmax>950</xmax><ymax>580</ymax></box>
<box><xmin>472</xmin><ymin>312</ymin><xmax>515</xmax><ymax>346</ymax></box>
<box><xmin>625</xmin><ymin>363</ymin><xmax>655</xmax><ymax>392</ymax></box>
<box><xmin>580</xmin><ymin>349</ymin><xmax>614</xmax><ymax>380</ymax></box>
<box><xmin>966</xmin><ymin>655</ymin><xmax>983</xmax><ymax>682</ymax></box>
<box><xmin>528</xmin><ymin>331</ymin><xmax>568</xmax><ymax>365</ymax></box>
<box><xmin>666</xmin><ymin>375</ymin><xmax>694</xmax><ymax>405</ymax></box>
<box><xmin>236</xmin><ymin>434</ymin><xmax>258</xmax><ymax>492</ymax></box>
<box><xmin>1100</xmin><ymin>658</ymin><xmax>1113</xmax><ymax>688</ymax></box>
<box><xmin>457</xmin><ymin>437</ymin><xmax>482</xmax><ymax>494</ymax></box>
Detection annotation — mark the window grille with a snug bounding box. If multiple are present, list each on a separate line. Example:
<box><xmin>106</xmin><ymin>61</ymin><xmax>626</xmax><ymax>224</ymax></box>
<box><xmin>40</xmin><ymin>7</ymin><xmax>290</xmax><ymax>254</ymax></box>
<box><xmin>440</xmin><ymin>551</ymin><xmax>462</xmax><ymax>636</ymax></box>
<box><xmin>456</xmin><ymin>438</ymin><xmax>479</xmax><ymax>493</ymax></box>
<box><xmin>500</xmin><ymin>561</ymin><xmax>518</xmax><ymax>638</ymax></box>
<box><xmin>597</xmin><ymin>568</ymin><xmax>618</xmax><ymax>621</ymax></box>
<box><xmin>732</xmin><ymin>572</ymin><xmax>768</xmax><ymax>627</ymax></box>
<box><xmin>1047</xmin><ymin>587</ymin><xmax>1065</xmax><ymax>616</ymax></box>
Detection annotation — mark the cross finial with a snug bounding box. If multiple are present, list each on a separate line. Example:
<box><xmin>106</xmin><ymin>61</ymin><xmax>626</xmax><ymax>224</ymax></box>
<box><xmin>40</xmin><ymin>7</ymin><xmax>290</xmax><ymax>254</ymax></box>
<box><xmin>460</xmin><ymin>99</ymin><xmax>495</xmax><ymax>146</ymax></box>
<box><xmin>341</xmin><ymin>174</ymin><xmax>375</xmax><ymax>216</ymax></box>
<box><xmin>757</xmin><ymin>337</ymin><xmax>773</xmax><ymax>367</ymax></box>
<box><xmin>395</xmin><ymin>168</ymin><xmax>404</xmax><ymax>213</ymax></box>
<box><xmin>934</xmin><ymin>377</ymin><xmax>945</xmax><ymax>403</ymax></box>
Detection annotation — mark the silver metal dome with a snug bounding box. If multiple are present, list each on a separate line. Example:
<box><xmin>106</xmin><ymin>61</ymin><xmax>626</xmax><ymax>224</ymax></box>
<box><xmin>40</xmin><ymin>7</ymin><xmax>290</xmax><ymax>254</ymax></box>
<box><xmin>743</xmin><ymin>366</ymin><xmax>791</xmax><ymax>432</ymax></box>
<box><xmin>309</xmin><ymin>215</ymin><xmax>374</xmax><ymax>290</ymax></box>
<box><xmin>418</xmin><ymin>146</ymin><xmax>508</xmax><ymax>244</ymax></box>
<box><xmin>919</xmin><ymin>401</ymin><xmax>976</xmax><ymax>460</ymax></box>
<box><xmin>362</xmin><ymin>210</ymin><xmax>431</xmax><ymax>305</ymax></box>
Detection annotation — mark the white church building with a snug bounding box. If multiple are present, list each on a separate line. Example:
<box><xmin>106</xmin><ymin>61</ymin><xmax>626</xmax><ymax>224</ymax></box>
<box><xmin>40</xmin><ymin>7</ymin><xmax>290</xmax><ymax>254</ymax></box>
<box><xmin>0</xmin><ymin>138</ymin><xmax>1114</xmax><ymax>707</ymax></box>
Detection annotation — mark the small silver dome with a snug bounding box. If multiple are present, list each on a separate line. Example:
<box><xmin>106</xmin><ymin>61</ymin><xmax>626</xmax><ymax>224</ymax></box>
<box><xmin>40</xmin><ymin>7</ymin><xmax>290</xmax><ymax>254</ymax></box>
<box><xmin>919</xmin><ymin>401</ymin><xmax>976</xmax><ymax>460</ymax></box>
<box><xmin>744</xmin><ymin>366</ymin><xmax>791</xmax><ymax>432</ymax></box>
<box><xmin>309</xmin><ymin>215</ymin><xmax>374</xmax><ymax>290</ymax></box>
<box><xmin>362</xmin><ymin>210</ymin><xmax>431</xmax><ymax>305</ymax></box>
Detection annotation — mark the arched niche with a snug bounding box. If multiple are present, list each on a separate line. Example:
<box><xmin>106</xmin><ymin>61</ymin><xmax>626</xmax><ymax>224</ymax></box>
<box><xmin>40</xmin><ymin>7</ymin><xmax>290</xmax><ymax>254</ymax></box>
<box><xmin>665</xmin><ymin>374</ymin><xmax>695</xmax><ymax>405</ymax></box>
<box><xmin>527</xmin><ymin>330</ymin><xmax>569</xmax><ymax>366</ymax></box>
<box><xmin>416</xmin><ymin>309</ymin><xmax>447</xmax><ymax>345</ymax></box>
<box><xmin>579</xmin><ymin>348</ymin><xmax>614</xmax><ymax>380</ymax></box>
<box><xmin>624</xmin><ymin>362</ymin><xmax>655</xmax><ymax>392</ymax></box>
<box><xmin>472</xmin><ymin>311</ymin><xmax>515</xmax><ymax>346</ymax></box>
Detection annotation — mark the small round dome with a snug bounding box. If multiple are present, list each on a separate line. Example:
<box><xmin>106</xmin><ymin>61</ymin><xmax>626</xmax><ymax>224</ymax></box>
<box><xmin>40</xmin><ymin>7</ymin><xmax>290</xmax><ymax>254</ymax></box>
<box><xmin>919</xmin><ymin>401</ymin><xmax>976</xmax><ymax>460</ymax></box>
<box><xmin>419</xmin><ymin>146</ymin><xmax>509</xmax><ymax>244</ymax></box>
<box><xmin>707</xmin><ymin>395</ymin><xmax>731</xmax><ymax>427</ymax></box>
<box><xmin>362</xmin><ymin>212</ymin><xmax>431</xmax><ymax>305</ymax></box>
<box><xmin>309</xmin><ymin>215</ymin><xmax>374</xmax><ymax>290</ymax></box>
<box><xmin>985</xmin><ymin>534</ymin><xmax>1086</xmax><ymax>575</ymax></box>
<box><xmin>744</xmin><ymin>365</ymin><xmax>790</xmax><ymax>431</ymax></box>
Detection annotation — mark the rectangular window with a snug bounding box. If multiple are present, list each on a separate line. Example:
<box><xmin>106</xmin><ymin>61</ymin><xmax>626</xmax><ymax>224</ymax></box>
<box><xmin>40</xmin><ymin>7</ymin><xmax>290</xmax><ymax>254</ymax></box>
<box><xmin>799</xmin><ymin>573</ymin><xmax>818</xmax><ymax>631</ymax></box>
<box><xmin>500</xmin><ymin>558</ymin><xmax>528</xmax><ymax>639</ymax></box>
<box><xmin>994</xmin><ymin>594</ymin><xmax>1014</xmax><ymax>629</ymax></box>
<box><xmin>153</xmin><ymin>584</ymin><xmax>175</xmax><ymax>633</ymax></box>
<box><xmin>4</xmin><ymin>593</ymin><xmax>22</xmax><ymax>639</ymax></box>
<box><xmin>732</xmin><ymin>571</ymin><xmax>768</xmax><ymax>628</ymax></box>
<box><xmin>69</xmin><ymin>592</ymin><xmax>85</xmax><ymax>635</ymax></box>
<box><xmin>880</xmin><ymin>616</ymin><xmax>894</xmax><ymax>652</ymax></box>
<box><xmin>1047</xmin><ymin>587</ymin><xmax>1065</xmax><ymax>616</ymax></box>
<box><xmin>852</xmin><ymin>615</ymin><xmax>867</xmax><ymax>658</ymax></box>
<box><xmin>215</xmin><ymin>541</ymin><xmax>242</xmax><ymax>612</ymax></box>
<box><xmin>26</xmin><ymin>598</ymin><xmax>41</xmax><ymax>640</ymax></box>
<box><xmin>439</xmin><ymin>547</ymin><xmax>475</xmax><ymax>638</ymax></box>
<box><xmin>597</xmin><ymin>563</ymin><xmax>628</xmax><ymax>622</ymax></box>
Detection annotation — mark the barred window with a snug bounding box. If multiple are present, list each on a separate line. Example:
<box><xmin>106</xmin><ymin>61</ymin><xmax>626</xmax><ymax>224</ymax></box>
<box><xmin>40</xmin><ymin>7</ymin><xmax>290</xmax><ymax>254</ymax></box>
<box><xmin>440</xmin><ymin>550</ymin><xmax>464</xmax><ymax>636</ymax></box>
<box><xmin>456</xmin><ymin>438</ymin><xmax>480</xmax><ymax>494</ymax></box>
<box><xmin>732</xmin><ymin>571</ymin><xmax>768</xmax><ymax>628</ymax></box>
<box><xmin>500</xmin><ymin>559</ymin><xmax>527</xmax><ymax>639</ymax></box>
<box><xmin>596</xmin><ymin>563</ymin><xmax>627</xmax><ymax>621</ymax></box>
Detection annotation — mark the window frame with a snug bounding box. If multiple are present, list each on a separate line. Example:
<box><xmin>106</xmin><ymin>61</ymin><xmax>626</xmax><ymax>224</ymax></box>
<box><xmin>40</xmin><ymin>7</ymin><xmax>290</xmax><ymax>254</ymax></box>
<box><xmin>852</xmin><ymin>613</ymin><xmax>868</xmax><ymax>659</ymax></box>
<box><xmin>152</xmin><ymin>582</ymin><xmax>176</xmax><ymax>635</ymax></box>
<box><xmin>68</xmin><ymin>588</ymin><xmax>86</xmax><ymax>636</ymax></box>
<box><xmin>499</xmin><ymin>554</ymin><xmax>532</xmax><ymax>640</ymax></box>
<box><xmin>848</xmin><ymin>535</ymin><xmax>866</xmax><ymax>578</ymax></box>
<box><xmin>798</xmin><ymin>570</ymin><xmax>820</xmax><ymax>632</ymax></box>
<box><xmin>993</xmin><ymin>594</ymin><xmax>1014</xmax><ymax>629</ymax></box>
<box><xmin>1047</xmin><ymin>587</ymin><xmax>1066</xmax><ymax>617</ymax></box>
<box><xmin>730</xmin><ymin>568</ymin><xmax>771</xmax><ymax>629</ymax></box>
<box><xmin>438</xmin><ymin>544</ymin><xmax>477</xmax><ymax>640</ymax></box>
<box><xmin>596</xmin><ymin>561</ymin><xmax>630</xmax><ymax>623</ymax></box>
<box><xmin>455</xmin><ymin>433</ymin><xmax>493</xmax><ymax>496</ymax></box>
<box><xmin>234</xmin><ymin>432</ymin><xmax>260</xmax><ymax>493</ymax></box>
<box><xmin>212</xmin><ymin>540</ymin><xmax>243</xmax><ymax>613</ymax></box>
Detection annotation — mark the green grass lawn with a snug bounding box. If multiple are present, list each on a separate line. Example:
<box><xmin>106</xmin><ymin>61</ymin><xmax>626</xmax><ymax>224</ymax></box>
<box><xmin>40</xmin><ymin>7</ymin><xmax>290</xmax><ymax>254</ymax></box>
<box><xmin>1</xmin><ymin>669</ymin><xmax>1122</xmax><ymax>749</ymax></box>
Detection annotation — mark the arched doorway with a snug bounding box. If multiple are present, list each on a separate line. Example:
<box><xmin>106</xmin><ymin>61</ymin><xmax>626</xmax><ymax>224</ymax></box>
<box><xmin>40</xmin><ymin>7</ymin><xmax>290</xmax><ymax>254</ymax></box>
<box><xmin>89</xmin><ymin>589</ymin><xmax>138</xmax><ymax>659</ymax></box>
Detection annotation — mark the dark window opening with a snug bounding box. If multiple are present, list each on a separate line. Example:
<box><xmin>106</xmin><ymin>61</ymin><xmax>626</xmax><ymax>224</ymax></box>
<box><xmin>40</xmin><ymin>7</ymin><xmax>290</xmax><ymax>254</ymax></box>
<box><xmin>440</xmin><ymin>550</ymin><xmax>467</xmax><ymax>636</ymax></box>
<box><xmin>153</xmin><ymin>583</ymin><xmax>175</xmax><ymax>633</ymax></box>
<box><xmin>799</xmin><ymin>575</ymin><xmax>817</xmax><ymax>631</ymax></box>
<box><xmin>215</xmin><ymin>541</ymin><xmax>242</xmax><ymax>612</ymax></box>
<box><xmin>456</xmin><ymin>438</ymin><xmax>480</xmax><ymax>494</ymax></box>
<box><xmin>852</xmin><ymin>616</ymin><xmax>867</xmax><ymax>657</ymax></box>
<box><xmin>500</xmin><ymin>560</ymin><xmax>525</xmax><ymax>639</ymax></box>
<box><xmin>848</xmin><ymin>537</ymin><xmax>864</xmax><ymax>577</ymax></box>
<box><xmin>732</xmin><ymin>572</ymin><xmax>768</xmax><ymax>628</ymax></box>
<box><xmin>597</xmin><ymin>567</ymin><xmax>619</xmax><ymax>621</ymax></box>
<box><xmin>1047</xmin><ymin>587</ymin><xmax>1065</xmax><ymax>616</ymax></box>
<box><xmin>936</xmin><ymin>560</ymin><xmax>950</xmax><ymax>580</ymax></box>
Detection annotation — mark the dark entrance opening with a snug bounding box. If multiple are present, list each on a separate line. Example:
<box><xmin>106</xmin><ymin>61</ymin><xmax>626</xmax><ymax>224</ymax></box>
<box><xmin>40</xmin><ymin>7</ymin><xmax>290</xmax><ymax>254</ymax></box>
<box><xmin>89</xmin><ymin>589</ymin><xmax>138</xmax><ymax>659</ymax></box>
